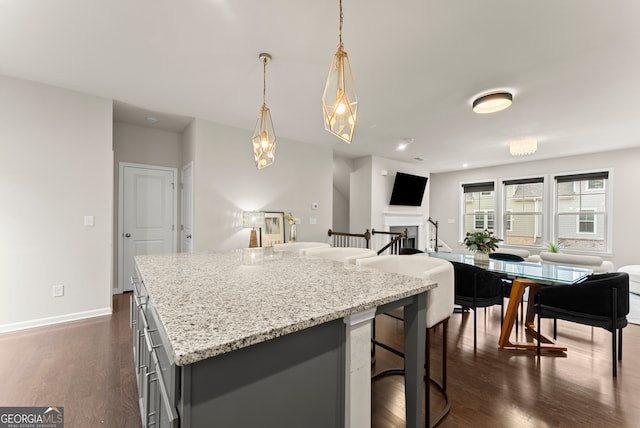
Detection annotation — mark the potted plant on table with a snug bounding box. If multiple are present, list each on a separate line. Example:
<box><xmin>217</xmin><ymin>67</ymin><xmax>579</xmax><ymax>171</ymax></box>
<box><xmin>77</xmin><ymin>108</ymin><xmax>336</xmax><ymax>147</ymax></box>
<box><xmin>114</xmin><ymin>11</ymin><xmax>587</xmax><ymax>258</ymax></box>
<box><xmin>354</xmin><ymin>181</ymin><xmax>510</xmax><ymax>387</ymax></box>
<box><xmin>464</xmin><ymin>230</ymin><xmax>502</xmax><ymax>265</ymax></box>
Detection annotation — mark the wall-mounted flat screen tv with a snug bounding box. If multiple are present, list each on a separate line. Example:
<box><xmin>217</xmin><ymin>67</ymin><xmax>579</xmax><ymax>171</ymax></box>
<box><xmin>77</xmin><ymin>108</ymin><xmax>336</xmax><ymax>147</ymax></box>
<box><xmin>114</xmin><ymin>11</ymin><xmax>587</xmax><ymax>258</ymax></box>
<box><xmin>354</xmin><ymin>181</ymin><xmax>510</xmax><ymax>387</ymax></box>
<box><xmin>389</xmin><ymin>172</ymin><xmax>428</xmax><ymax>206</ymax></box>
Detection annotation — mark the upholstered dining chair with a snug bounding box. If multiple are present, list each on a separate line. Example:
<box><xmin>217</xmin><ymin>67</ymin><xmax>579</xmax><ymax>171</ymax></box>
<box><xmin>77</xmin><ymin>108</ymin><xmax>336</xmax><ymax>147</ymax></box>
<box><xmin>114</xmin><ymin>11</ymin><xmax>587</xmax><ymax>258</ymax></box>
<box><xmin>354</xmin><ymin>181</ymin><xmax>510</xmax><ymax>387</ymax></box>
<box><xmin>272</xmin><ymin>241</ymin><xmax>329</xmax><ymax>254</ymax></box>
<box><xmin>399</xmin><ymin>247</ymin><xmax>424</xmax><ymax>255</ymax></box>
<box><xmin>535</xmin><ymin>272</ymin><xmax>630</xmax><ymax>377</ymax></box>
<box><xmin>451</xmin><ymin>261</ymin><xmax>504</xmax><ymax>348</ymax></box>
<box><xmin>300</xmin><ymin>246</ymin><xmax>377</xmax><ymax>264</ymax></box>
<box><xmin>355</xmin><ymin>254</ymin><xmax>455</xmax><ymax>427</ymax></box>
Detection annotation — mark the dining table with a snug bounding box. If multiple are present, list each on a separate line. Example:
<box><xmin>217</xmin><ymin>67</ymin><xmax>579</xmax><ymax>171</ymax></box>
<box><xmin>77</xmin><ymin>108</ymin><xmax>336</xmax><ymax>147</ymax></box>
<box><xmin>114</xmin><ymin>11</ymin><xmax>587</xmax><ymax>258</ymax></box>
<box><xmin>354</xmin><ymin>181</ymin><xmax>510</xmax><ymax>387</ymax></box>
<box><xmin>427</xmin><ymin>252</ymin><xmax>593</xmax><ymax>352</ymax></box>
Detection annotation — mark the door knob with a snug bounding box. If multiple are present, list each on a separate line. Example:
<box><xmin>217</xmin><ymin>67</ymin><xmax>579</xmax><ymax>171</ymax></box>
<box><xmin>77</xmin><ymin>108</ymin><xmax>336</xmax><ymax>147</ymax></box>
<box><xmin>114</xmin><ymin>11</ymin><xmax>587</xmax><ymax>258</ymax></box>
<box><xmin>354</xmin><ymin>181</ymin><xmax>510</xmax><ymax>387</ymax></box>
<box><xmin>186</xmin><ymin>234</ymin><xmax>192</xmax><ymax>239</ymax></box>
<box><xmin>125</xmin><ymin>233</ymin><xmax>131</xmax><ymax>238</ymax></box>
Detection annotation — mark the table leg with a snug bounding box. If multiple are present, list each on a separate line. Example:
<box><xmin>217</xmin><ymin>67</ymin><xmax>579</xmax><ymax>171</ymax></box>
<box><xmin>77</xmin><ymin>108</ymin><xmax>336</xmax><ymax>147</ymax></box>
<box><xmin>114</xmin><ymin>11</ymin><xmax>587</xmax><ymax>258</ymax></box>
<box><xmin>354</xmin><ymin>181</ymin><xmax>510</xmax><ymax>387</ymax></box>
<box><xmin>404</xmin><ymin>292</ymin><xmax>427</xmax><ymax>428</ymax></box>
<box><xmin>498</xmin><ymin>278</ymin><xmax>567</xmax><ymax>352</ymax></box>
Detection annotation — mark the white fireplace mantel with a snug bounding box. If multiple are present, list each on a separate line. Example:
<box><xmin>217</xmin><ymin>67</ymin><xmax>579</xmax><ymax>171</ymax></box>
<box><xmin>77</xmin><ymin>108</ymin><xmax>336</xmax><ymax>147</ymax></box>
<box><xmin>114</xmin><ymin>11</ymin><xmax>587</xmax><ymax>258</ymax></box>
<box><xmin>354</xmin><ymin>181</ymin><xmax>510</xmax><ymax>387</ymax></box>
<box><xmin>381</xmin><ymin>212</ymin><xmax>426</xmax><ymax>250</ymax></box>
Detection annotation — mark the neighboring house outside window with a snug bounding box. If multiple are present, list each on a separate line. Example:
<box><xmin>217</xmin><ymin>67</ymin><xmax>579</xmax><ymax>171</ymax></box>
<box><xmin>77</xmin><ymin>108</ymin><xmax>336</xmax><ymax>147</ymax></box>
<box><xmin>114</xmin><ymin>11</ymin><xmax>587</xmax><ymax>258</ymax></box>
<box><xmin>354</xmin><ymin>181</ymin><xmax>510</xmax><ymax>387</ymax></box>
<box><xmin>503</xmin><ymin>177</ymin><xmax>544</xmax><ymax>247</ymax></box>
<box><xmin>555</xmin><ymin>172</ymin><xmax>609</xmax><ymax>252</ymax></box>
<box><xmin>462</xmin><ymin>182</ymin><xmax>495</xmax><ymax>239</ymax></box>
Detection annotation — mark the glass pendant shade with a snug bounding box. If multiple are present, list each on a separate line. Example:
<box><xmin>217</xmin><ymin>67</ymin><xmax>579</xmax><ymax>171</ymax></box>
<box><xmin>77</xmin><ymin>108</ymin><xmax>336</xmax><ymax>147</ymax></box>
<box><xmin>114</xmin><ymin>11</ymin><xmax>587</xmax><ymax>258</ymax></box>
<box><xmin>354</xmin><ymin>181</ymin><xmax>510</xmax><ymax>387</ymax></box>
<box><xmin>322</xmin><ymin>47</ymin><xmax>357</xmax><ymax>143</ymax></box>
<box><xmin>252</xmin><ymin>104</ymin><xmax>276</xmax><ymax>169</ymax></box>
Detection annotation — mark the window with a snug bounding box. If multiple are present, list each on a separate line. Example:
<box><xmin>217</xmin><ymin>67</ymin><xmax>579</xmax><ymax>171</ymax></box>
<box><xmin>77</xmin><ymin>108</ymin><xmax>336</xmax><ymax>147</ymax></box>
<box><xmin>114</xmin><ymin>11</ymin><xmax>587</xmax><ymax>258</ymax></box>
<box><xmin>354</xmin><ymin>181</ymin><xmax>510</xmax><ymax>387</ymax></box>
<box><xmin>502</xmin><ymin>177</ymin><xmax>544</xmax><ymax>247</ymax></box>
<box><xmin>462</xmin><ymin>182</ymin><xmax>495</xmax><ymax>239</ymax></box>
<box><xmin>577</xmin><ymin>209</ymin><xmax>596</xmax><ymax>234</ymax></box>
<box><xmin>474</xmin><ymin>210</ymin><xmax>494</xmax><ymax>230</ymax></box>
<box><xmin>555</xmin><ymin>172</ymin><xmax>609</xmax><ymax>251</ymax></box>
<box><xmin>505</xmin><ymin>209</ymin><xmax>513</xmax><ymax>232</ymax></box>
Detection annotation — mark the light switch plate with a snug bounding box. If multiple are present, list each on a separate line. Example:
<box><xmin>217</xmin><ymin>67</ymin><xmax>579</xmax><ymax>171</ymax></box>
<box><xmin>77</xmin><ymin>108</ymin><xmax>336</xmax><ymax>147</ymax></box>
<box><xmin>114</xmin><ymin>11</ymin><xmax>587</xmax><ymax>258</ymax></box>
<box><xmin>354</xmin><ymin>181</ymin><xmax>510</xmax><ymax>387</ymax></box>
<box><xmin>84</xmin><ymin>216</ymin><xmax>94</xmax><ymax>226</ymax></box>
<box><xmin>309</xmin><ymin>217</ymin><xmax>317</xmax><ymax>225</ymax></box>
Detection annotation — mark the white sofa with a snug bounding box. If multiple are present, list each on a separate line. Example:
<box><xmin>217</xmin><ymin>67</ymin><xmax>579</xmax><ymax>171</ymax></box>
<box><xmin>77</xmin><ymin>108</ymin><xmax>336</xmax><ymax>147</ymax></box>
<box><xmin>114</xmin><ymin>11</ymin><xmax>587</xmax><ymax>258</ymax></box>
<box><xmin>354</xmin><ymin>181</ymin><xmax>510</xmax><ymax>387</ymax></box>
<box><xmin>539</xmin><ymin>251</ymin><xmax>614</xmax><ymax>273</ymax></box>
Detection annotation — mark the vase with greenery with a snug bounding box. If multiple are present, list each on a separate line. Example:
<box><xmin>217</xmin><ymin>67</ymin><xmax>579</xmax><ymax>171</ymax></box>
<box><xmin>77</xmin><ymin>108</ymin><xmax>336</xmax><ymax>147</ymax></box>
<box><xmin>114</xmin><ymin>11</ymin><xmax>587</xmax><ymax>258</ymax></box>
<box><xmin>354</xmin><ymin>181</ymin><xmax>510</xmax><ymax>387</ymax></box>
<box><xmin>464</xmin><ymin>230</ymin><xmax>502</xmax><ymax>264</ymax></box>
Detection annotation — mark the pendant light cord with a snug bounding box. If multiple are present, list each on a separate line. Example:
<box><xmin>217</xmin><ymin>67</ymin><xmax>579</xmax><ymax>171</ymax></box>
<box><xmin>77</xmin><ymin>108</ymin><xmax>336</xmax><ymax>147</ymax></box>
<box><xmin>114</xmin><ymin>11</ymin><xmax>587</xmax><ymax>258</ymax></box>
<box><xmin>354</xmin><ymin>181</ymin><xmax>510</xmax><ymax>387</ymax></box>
<box><xmin>262</xmin><ymin>56</ymin><xmax>267</xmax><ymax>106</ymax></box>
<box><xmin>338</xmin><ymin>0</ymin><xmax>344</xmax><ymax>49</ymax></box>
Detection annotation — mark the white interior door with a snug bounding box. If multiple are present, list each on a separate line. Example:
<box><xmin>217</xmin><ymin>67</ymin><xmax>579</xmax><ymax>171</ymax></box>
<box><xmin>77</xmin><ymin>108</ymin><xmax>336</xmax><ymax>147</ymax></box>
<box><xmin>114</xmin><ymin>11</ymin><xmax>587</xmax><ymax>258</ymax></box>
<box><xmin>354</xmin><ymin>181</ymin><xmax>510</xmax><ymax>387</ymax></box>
<box><xmin>120</xmin><ymin>163</ymin><xmax>176</xmax><ymax>292</ymax></box>
<box><xmin>181</xmin><ymin>162</ymin><xmax>194</xmax><ymax>253</ymax></box>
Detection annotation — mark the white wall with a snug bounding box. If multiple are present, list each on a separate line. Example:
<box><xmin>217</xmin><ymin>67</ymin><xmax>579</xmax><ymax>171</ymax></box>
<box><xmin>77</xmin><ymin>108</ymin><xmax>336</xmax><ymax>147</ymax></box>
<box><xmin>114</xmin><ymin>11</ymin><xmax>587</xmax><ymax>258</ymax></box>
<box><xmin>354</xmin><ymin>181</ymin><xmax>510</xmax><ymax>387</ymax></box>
<box><xmin>0</xmin><ymin>75</ymin><xmax>113</xmax><ymax>332</ymax></box>
<box><xmin>186</xmin><ymin>118</ymin><xmax>333</xmax><ymax>251</ymax></box>
<box><xmin>348</xmin><ymin>156</ymin><xmax>430</xmax><ymax>234</ymax></box>
<box><xmin>430</xmin><ymin>147</ymin><xmax>640</xmax><ymax>269</ymax></box>
<box><xmin>112</xmin><ymin>121</ymin><xmax>183</xmax><ymax>290</ymax></box>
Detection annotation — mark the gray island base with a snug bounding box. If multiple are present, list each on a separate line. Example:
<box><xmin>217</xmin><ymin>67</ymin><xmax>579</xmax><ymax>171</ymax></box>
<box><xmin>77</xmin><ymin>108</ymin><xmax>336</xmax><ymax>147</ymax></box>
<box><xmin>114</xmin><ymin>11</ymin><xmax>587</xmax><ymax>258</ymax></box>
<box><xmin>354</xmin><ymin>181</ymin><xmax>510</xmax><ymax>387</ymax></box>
<box><xmin>132</xmin><ymin>251</ymin><xmax>435</xmax><ymax>427</ymax></box>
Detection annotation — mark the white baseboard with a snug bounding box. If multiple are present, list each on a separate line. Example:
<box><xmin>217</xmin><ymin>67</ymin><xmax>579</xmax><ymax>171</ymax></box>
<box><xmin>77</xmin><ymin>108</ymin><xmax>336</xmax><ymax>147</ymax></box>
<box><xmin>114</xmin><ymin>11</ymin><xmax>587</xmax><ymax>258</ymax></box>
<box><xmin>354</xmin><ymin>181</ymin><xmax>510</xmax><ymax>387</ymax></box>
<box><xmin>0</xmin><ymin>307</ymin><xmax>113</xmax><ymax>334</ymax></box>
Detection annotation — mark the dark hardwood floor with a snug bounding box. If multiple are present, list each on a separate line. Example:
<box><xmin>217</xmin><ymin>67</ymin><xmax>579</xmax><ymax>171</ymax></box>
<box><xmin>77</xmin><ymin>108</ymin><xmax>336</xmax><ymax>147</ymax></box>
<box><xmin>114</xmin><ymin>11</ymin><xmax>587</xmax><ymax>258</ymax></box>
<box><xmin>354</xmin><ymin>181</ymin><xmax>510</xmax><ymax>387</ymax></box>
<box><xmin>1</xmin><ymin>293</ymin><xmax>639</xmax><ymax>427</ymax></box>
<box><xmin>0</xmin><ymin>293</ymin><xmax>141</xmax><ymax>428</ymax></box>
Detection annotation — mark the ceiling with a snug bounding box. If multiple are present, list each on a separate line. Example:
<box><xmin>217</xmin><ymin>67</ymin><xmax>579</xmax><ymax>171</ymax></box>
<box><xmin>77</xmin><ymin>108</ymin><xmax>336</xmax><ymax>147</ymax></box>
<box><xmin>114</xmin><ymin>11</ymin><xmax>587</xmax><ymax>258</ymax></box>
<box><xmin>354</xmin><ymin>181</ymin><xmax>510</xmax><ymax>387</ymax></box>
<box><xmin>2</xmin><ymin>0</ymin><xmax>640</xmax><ymax>173</ymax></box>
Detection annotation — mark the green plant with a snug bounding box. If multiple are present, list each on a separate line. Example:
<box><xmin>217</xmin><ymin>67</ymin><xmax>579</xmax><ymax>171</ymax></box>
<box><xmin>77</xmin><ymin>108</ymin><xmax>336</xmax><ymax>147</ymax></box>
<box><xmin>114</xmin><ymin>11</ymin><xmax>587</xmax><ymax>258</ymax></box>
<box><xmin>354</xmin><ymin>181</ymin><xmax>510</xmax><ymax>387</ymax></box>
<box><xmin>546</xmin><ymin>242</ymin><xmax>560</xmax><ymax>253</ymax></box>
<box><xmin>464</xmin><ymin>230</ymin><xmax>502</xmax><ymax>253</ymax></box>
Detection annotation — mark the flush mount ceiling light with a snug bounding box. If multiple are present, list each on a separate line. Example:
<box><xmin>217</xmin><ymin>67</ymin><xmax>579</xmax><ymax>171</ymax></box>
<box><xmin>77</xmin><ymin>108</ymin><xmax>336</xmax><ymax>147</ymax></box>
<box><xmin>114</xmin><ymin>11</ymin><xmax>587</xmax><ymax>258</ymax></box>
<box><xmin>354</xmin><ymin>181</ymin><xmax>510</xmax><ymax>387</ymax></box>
<box><xmin>472</xmin><ymin>92</ymin><xmax>513</xmax><ymax>114</ymax></box>
<box><xmin>509</xmin><ymin>138</ymin><xmax>537</xmax><ymax>156</ymax></box>
<box><xmin>252</xmin><ymin>53</ymin><xmax>276</xmax><ymax>170</ymax></box>
<box><xmin>322</xmin><ymin>0</ymin><xmax>357</xmax><ymax>144</ymax></box>
<box><xmin>396</xmin><ymin>137</ymin><xmax>414</xmax><ymax>151</ymax></box>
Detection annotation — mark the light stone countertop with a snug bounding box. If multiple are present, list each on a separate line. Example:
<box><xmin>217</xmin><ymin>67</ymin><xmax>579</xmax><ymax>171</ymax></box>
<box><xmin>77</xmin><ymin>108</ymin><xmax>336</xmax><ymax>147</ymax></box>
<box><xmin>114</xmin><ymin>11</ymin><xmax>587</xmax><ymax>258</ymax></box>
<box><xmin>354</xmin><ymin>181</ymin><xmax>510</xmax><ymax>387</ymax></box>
<box><xmin>135</xmin><ymin>251</ymin><xmax>436</xmax><ymax>366</ymax></box>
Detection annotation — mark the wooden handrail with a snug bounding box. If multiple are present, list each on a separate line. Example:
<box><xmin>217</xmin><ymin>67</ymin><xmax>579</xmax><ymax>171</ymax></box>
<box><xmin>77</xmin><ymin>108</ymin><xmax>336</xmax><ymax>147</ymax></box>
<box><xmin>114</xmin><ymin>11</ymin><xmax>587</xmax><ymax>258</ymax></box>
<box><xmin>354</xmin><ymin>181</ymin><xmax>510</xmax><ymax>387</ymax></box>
<box><xmin>375</xmin><ymin>228</ymin><xmax>408</xmax><ymax>255</ymax></box>
<box><xmin>328</xmin><ymin>229</ymin><xmax>371</xmax><ymax>248</ymax></box>
<box><xmin>428</xmin><ymin>217</ymin><xmax>439</xmax><ymax>252</ymax></box>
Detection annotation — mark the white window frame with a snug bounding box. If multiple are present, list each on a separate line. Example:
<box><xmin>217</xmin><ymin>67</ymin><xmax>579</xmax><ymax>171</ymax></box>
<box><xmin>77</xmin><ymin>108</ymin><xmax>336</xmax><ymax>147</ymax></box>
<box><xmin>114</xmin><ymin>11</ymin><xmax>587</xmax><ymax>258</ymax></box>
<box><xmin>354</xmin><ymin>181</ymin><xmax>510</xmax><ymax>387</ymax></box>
<box><xmin>552</xmin><ymin>169</ymin><xmax>612</xmax><ymax>254</ymax></box>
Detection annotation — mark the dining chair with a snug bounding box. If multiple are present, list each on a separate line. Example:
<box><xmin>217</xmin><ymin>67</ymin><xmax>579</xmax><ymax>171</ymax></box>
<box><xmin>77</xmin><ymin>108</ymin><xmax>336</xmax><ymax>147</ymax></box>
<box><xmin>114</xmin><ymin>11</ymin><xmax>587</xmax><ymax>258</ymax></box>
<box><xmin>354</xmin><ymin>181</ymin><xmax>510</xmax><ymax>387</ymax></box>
<box><xmin>356</xmin><ymin>254</ymin><xmax>455</xmax><ymax>427</ymax></box>
<box><xmin>300</xmin><ymin>246</ymin><xmax>377</xmax><ymax>264</ymax></box>
<box><xmin>272</xmin><ymin>241</ymin><xmax>330</xmax><ymax>254</ymax></box>
<box><xmin>535</xmin><ymin>272</ymin><xmax>630</xmax><ymax>377</ymax></box>
<box><xmin>399</xmin><ymin>247</ymin><xmax>424</xmax><ymax>255</ymax></box>
<box><xmin>451</xmin><ymin>261</ymin><xmax>504</xmax><ymax>348</ymax></box>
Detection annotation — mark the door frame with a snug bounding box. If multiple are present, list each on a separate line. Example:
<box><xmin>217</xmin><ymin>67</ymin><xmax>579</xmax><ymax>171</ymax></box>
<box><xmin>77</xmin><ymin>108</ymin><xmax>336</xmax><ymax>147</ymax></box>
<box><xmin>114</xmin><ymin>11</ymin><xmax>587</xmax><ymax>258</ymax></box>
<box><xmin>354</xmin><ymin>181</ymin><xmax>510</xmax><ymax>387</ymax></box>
<box><xmin>116</xmin><ymin>162</ymin><xmax>178</xmax><ymax>294</ymax></box>
<box><xmin>181</xmin><ymin>161</ymin><xmax>194</xmax><ymax>253</ymax></box>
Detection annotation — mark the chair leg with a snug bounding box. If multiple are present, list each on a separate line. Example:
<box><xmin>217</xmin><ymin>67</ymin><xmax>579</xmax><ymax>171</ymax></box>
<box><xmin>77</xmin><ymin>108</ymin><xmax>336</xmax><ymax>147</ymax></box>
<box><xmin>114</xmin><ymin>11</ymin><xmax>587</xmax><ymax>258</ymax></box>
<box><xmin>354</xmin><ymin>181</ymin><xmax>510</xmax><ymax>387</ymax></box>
<box><xmin>553</xmin><ymin>318</ymin><xmax>557</xmax><ymax>340</ymax></box>
<box><xmin>473</xmin><ymin>307</ymin><xmax>477</xmax><ymax>348</ymax></box>
<box><xmin>537</xmin><ymin>305</ymin><xmax>541</xmax><ymax>356</ymax></box>
<box><xmin>618</xmin><ymin>328</ymin><xmax>623</xmax><ymax>361</ymax></box>
<box><xmin>442</xmin><ymin>319</ymin><xmax>448</xmax><ymax>391</ymax></box>
<box><xmin>612</xmin><ymin>328</ymin><xmax>617</xmax><ymax>377</ymax></box>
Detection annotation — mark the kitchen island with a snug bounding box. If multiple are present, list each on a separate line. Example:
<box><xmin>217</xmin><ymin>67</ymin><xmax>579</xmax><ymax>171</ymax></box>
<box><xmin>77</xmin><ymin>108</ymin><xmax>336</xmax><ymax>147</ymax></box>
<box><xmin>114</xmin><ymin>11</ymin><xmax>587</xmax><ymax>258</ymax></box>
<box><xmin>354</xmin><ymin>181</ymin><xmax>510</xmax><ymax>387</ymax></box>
<box><xmin>132</xmin><ymin>251</ymin><xmax>435</xmax><ymax>427</ymax></box>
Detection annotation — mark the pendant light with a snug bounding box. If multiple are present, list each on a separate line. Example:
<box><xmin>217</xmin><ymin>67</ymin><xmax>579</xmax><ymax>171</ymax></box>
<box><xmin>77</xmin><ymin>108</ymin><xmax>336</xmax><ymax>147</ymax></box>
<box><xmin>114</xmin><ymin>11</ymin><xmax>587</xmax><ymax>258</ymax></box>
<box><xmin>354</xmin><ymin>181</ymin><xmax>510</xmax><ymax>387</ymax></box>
<box><xmin>252</xmin><ymin>53</ymin><xmax>276</xmax><ymax>169</ymax></box>
<box><xmin>322</xmin><ymin>0</ymin><xmax>357</xmax><ymax>144</ymax></box>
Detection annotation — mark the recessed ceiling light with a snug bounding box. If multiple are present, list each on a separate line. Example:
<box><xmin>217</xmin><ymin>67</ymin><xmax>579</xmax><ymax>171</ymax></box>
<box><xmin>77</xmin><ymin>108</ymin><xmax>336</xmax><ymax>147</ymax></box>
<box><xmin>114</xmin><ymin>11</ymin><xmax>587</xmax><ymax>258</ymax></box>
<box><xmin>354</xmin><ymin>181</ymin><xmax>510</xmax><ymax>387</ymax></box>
<box><xmin>462</xmin><ymin>163</ymin><xmax>469</xmax><ymax>168</ymax></box>
<box><xmin>146</xmin><ymin>116</ymin><xmax>158</xmax><ymax>123</ymax></box>
<box><xmin>472</xmin><ymin>92</ymin><xmax>512</xmax><ymax>114</ymax></box>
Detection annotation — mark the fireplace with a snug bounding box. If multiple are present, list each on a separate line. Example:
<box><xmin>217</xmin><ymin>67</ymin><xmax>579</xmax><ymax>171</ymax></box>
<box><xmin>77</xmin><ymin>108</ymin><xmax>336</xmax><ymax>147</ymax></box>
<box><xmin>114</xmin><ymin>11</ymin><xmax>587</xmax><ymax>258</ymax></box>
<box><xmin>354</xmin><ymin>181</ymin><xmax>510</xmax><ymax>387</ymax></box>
<box><xmin>382</xmin><ymin>212</ymin><xmax>425</xmax><ymax>250</ymax></box>
<box><xmin>389</xmin><ymin>225</ymin><xmax>418</xmax><ymax>249</ymax></box>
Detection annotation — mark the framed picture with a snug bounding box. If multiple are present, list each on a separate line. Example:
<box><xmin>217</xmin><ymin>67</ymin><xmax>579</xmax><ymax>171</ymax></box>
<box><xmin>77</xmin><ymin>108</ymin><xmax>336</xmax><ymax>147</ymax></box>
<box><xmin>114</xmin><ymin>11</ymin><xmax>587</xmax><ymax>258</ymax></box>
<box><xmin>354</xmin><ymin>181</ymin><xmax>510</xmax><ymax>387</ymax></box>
<box><xmin>262</xmin><ymin>211</ymin><xmax>285</xmax><ymax>246</ymax></box>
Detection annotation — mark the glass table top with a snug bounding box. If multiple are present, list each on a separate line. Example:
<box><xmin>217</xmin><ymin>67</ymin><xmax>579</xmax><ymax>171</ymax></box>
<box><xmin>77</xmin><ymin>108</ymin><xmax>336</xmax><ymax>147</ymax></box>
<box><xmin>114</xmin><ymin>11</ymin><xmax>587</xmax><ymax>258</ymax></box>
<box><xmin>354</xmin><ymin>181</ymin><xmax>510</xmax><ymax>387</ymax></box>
<box><xmin>426</xmin><ymin>252</ymin><xmax>592</xmax><ymax>285</ymax></box>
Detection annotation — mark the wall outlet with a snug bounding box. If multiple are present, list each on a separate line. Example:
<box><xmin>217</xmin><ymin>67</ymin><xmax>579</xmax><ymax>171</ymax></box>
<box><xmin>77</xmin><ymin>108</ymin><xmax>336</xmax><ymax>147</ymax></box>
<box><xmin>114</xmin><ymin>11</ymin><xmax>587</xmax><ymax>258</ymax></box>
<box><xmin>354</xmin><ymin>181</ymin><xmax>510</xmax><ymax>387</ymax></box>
<box><xmin>53</xmin><ymin>285</ymin><xmax>64</xmax><ymax>297</ymax></box>
<box><xmin>309</xmin><ymin>217</ymin><xmax>317</xmax><ymax>225</ymax></box>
